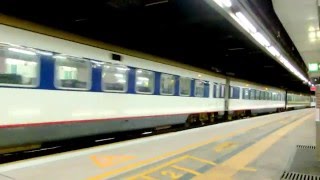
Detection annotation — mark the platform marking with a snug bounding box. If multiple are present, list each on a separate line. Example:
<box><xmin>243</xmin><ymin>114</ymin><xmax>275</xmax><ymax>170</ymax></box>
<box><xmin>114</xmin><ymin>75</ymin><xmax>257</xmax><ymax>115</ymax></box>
<box><xmin>160</xmin><ymin>169</ymin><xmax>183</xmax><ymax>179</ymax></box>
<box><xmin>214</xmin><ymin>142</ymin><xmax>238</xmax><ymax>153</ymax></box>
<box><xmin>140</xmin><ymin>175</ymin><xmax>157</xmax><ymax>180</ymax></box>
<box><xmin>90</xmin><ymin>155</ymin><xmax>135</xmax><ymax>168</ymax></box>
<box><xmin>187</xmin><ymin>155</ymin><xmax>217</xmax><ymax>165</ymax></box>
<box><xmin>192</xmin><ymin>113</ymin><xmax>313</xmax><ymax>180</ymax></box>
<box><xmin>171</xmin><ymin>165</ymin><xmax>202</xmax><ymax>176</ymax></box>
<box><xmin>125</xmin><ymin>155</ymin><xmax>189</xmax><ymax>180</ymax></box>
<box><xmin>241</xmin><ymin>167</ymin><xmax>256</xmax><ymax>172</ymax></box>
<box><xmin>88</xmin><ymin>112</ymin><xmax>309</xmax><ymax>180</ymax></box>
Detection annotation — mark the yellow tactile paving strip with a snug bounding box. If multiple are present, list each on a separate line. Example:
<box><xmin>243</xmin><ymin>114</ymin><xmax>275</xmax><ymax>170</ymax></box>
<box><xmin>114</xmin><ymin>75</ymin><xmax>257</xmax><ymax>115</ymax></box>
<box><xmin>88</xmin><ymin>111</ymin><xmax>313</xmax><ymax>180</ymax></box>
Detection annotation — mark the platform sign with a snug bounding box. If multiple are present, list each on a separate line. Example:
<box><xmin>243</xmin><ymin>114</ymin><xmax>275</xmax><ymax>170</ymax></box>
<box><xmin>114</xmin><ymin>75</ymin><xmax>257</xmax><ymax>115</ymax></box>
<box><xmin>309</xmin><ymin>63</ymin><xmax>319</xmax><ymax>72</ymax></box>
<box><xmin>311</xmin><ymin>85</ymin><xmax>316</xmax><ymax>91</ymax></box>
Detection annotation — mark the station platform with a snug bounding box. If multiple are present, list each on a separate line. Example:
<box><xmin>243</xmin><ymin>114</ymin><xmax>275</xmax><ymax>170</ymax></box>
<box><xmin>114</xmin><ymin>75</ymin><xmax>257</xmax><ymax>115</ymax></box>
<box><xmin>0</xmin><ymin>109</ymin><xmax>317</xmax><ymax>180</ymax></box>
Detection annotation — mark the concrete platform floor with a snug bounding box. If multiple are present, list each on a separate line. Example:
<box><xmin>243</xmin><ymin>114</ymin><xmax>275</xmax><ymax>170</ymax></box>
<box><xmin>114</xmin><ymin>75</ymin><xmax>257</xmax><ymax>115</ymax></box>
<box><xmin>0</xmin><ymin>108</ymin><xmax>317</xmax><ymax>180</ymax></box>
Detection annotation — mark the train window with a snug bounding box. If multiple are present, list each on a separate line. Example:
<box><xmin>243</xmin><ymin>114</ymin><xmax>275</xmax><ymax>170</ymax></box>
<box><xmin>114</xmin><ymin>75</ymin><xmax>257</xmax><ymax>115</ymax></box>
<box><xmin>194</xmin><ymin>80</ymin><xmax>204</xmax><ymax>97</ymax></box>
<box><xmin>221</xmin><ymin>84</ymin><xmax>225</xmax><ymax>98</ymax></box>
<box><xmin>230</xmin><ymin>86</ymin><xmax>240</xmax><ymax>99</ymax></box>
<box><xmin>243</xmin><ymin>88</ymin><xmax>249</xmax><ymax>99</ymax></box>
<box><xmin>215</xmin><ymin>83</ymin><xmax>220</xmax><ymax>98</ymax></box>
<box><xmin>229</xmin><ymin>87</ymin><xmax>233</xmax><ymax>98</ymax></box>
<box><xmin>55</xmin><ymin>56</ymin><xmax>91</xmax><ymax>90</ymax></box>
<box><xmin>160</xmin><ymin>74</ymin><xmax>175</xmax><ymax>95</ymax></box>
<box><xmin>272</xmin><ymin>92</ymin><xmax>277</xmax><ymax>101</ymax></box>
<box><xmin>135</xmin><ymin>69</ymin><xmax>155</xmax><ymax>94</ymax></box>
<box><xmin>260</xmin><ymin>91</ymin><xmax>265</xmax><ymax>100</ymax></box>
<box><xmin>264</xmin><ymin>92</ymin><xmax>268</xmax><ymax>100</ymax></box>
<box><xmin>0</xmin><ymin>47</ymin><xmax>39</xmax><ymax>87</ymax></box>
<box><xmin>102</xmin><ymin>64</ymin><xmax>129</xmax><ymax>92</ymax></box>
<box><xmin>255</xmin><ymin>90</ymin><xmax>260</xmax><ymax>100</ymax></box>
<box><xmin>212</xmin><ymin>84</ymin><xmax>216</xmax><ymax>98</ymax></box>
<box><xmin>250</xmin><ymin>89</ymin><xmax>255</xmax><ymax>100</ymax></box>
<box><xmin>278</xmin><ymin>94</ymin><xmax>281</xmax><ymax>101</ymax></box>
<box><xmin>268</xmin><ymin>92</ymin><xmax>272</xmax><ymax>100</ymax></box>
<box><xmin>179</xmin><ymin>77</ymin><xmax>191</xmax><ymax>96</ymax></box>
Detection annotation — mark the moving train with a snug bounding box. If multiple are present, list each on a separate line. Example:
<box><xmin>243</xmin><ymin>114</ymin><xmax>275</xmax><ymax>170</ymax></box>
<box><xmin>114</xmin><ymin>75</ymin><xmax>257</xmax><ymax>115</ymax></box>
<box><xmin>0</xmin><ymin>24</ymin><xmax>315</xmax><ymax>149</ymax></box>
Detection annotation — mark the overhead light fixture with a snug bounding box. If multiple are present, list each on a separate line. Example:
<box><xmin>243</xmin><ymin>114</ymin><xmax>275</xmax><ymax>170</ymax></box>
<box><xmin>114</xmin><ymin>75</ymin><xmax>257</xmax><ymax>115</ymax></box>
<box><xmin>213</xmin><ymin>0</ymin><xmax>232</xmax><ymax>8</ymax></box>
<box><xmin>309</xmin><ymin>26</ymin><xmax>315</xmax><ymax>31</ymax></box>
<box><xmin>278</xmin><ymin>56</ymin><xmax>287</xmax><ymax>64</ymax></box>
<box><xmin>218</xmin><ymin>0</ymin><xmax>232</xmax><ymax>7</ymax></box>
<box><xmin>266</xmin><ymin>46</ymin><xmax>280</xmax><ymax>57</ymax></box>
<box><xmin>8</xmin><ymin>48</ymin><xmax>36</xmax><ymax>56</ymax></box>
<box><xmin>252</xmin><ymin>32</ymin><xmax>270</xmax><ymax>47</ymax></box>
<box><xmin>235</xmin><ymin>12</ymin><xmax>257</xmax><ymax>33</ymax></box>
<box><xmin>211</xmin><ymin>3</ymin><xmax>309</xmax><ymax>85</ymax></box>
<box><xmin>309</xmin><ymin>32</ymin><xmax>316</xmax><ymax>39</ymax></box>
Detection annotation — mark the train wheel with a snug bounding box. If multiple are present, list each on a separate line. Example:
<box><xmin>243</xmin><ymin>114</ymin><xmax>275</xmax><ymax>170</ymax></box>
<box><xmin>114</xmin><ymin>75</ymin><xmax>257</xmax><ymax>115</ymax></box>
<box><xmin>185</xmin><ymin>114</ymin><xmax>197</xmax><ymax>128</ymax></box>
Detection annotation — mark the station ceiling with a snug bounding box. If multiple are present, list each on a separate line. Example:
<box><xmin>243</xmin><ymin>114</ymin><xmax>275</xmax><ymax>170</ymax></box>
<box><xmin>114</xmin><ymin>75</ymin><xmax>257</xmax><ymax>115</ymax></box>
<box><xmin>0</xmin><ymin>0</ymin><xmax>311</xmax><ymax>93</ymax></box>
<box><xmin>273</xmin><ymin>0</ymin><xmax>319</xmax><ymax>84</ymax></box>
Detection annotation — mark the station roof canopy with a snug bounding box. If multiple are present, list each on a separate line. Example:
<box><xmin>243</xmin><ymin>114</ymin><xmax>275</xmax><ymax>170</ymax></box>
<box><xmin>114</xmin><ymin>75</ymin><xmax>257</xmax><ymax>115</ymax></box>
<box><xmin>0</xmin><ymin>0</ymin><xmax>312</xmax><ymax>93</ymax></box>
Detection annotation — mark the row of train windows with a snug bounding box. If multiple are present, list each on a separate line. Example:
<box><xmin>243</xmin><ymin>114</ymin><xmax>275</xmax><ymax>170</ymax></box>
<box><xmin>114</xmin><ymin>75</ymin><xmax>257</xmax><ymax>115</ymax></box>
<box><xmin>223</xmin><ymin>86</ymin><xmax>283</xmax><ymax>101</ymax></box>
<box><xmin>0</xmin><ymin>48</ymin><xmax>209</xmax><ymax>97</ymax></box>
<box><xmin>287</xmin><ymin>95</ymin><xmax>310</xmax><ymax>102</ymax></box>
<box><xmin>0</xmin><ymin>47</ymin><xmax>286</xmax><ymax>100</ymax></box>
<box><xmin>242</xmin><ymin>88</ymin><xmax>284</xmax><ymax>101</ymax></box>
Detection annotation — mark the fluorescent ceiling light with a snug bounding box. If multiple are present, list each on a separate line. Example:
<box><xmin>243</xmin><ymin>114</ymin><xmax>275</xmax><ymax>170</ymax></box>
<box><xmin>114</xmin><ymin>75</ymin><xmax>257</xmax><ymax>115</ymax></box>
<box><xmin>8</xmin><ymin>48</ymin><xmax>36</xmax><ymax>56</ymax></box>
<box><xmin>252</xmin><ymin>32</ymin><xmax>270</xmax><ymax>47</ymax></box>
<box><xmin>278</xmin><ymin>56</ymin><xmax>288</xmax><ymax>64</ymax></box>
<box><xmin>235</xmin><ymin>12</ymin><xmax>257</xmax><ymax>33</ymax></box>
<box><xmin>217</xmin><ymin>0</ymin><xmax>232</xmax><ymax>7</ymax></box>
<box><xmin>309</xmin><ymin>32</ymin><xmax>316</xmax><ymax>39</ymax></box>
<box><xmin>213</xmin><ymin>0</ymin><xmax>232</xmax><ymax>8</ymax></box>
<box><xmin>266</xmin><ymin>46</ymin><xmax>280</xmax><ymax>57</ymax></box>
<box><xmin>309</xmin><ymin>26</ymin><xmax>315</xmax><ymax>31</ymax></box>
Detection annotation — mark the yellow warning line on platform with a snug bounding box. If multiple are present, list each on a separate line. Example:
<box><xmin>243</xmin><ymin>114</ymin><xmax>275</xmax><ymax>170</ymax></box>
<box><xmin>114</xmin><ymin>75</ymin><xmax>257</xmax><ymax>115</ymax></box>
<box><xmin>187</xmin><ymin>156</ymin><xmax>217</xmax><ymax>165</ymax></box>
<box><xmin>171</xmin><ymin>165</ymin><xmax>202</xmax><ymax>176</ymax></box>
<box><xmin>88</xmin><ymin>112</ymin><xmax>309</xmax><ymax>180</ymax></box>
<box><xmin>193</xmin><ymin>113</ymin><xmax>313</xmax><ymax>180</ymax></box>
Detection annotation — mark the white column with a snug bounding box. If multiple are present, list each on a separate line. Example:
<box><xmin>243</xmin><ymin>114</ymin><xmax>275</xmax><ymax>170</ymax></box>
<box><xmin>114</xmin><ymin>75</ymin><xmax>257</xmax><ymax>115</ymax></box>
<box><xmin>316</xmin><ymin>85</ymin><xmax>320</xmax><ymax>160</ymax></box>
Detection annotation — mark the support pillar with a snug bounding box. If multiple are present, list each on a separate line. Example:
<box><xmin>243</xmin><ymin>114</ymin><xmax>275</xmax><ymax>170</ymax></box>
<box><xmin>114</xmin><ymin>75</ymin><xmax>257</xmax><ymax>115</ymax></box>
<box><xmin>315</xmin><ymin>85</ymin><xmax>320</xmax><ymax>160</ymax></box>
